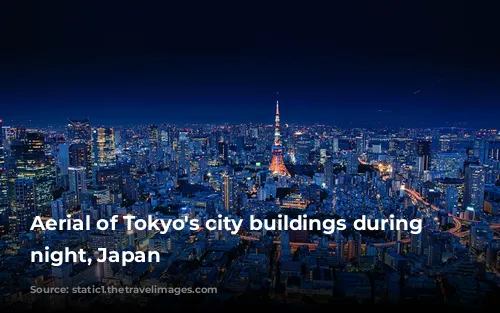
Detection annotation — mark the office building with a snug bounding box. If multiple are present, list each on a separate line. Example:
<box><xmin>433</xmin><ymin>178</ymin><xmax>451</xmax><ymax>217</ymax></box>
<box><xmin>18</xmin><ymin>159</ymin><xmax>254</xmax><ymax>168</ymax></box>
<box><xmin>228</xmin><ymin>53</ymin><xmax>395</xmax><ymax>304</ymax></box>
<box><xmin>10</xmin><ymin>179</ymin><xmax>36</xmax><ymax>233</ymax></box>
<box><xmin>67</xmin><ymin>118</ymin><xmax>91</xmax><ymax>144</ymax></box>
<box><xmin>68</xmin><ymin>166</ymin><xmax>87</xmax><ymax>203</ymax></box>
<box><xmin>464</xmin><ymin>164</ymin><xmax>485</xmax><ymax>216</ymax></box>
<box><xmin>417</xmin><ymin>140</ymin><xmax>431</xmax><ymax>171</ymax></box>
<box><xmin>92</xmin><ymin>127</ymin><xmax>116</xmax><ymax>176</ymax></box>
<box><xmin>222</xmin><ymin>173</ymin><xmax>235</xmax><ymax>213</ymax></box>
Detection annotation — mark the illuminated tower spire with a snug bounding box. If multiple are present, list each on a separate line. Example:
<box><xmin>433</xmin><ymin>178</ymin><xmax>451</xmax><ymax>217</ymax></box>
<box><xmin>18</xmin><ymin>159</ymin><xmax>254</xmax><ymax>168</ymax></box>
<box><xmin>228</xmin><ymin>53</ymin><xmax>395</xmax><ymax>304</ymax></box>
<box><xmin>274</xmin><ymin>98</ymin><xmax>281</xmax><ymax>146</ymax></box>
<box><xmin>269</xmin><ymin>93</ymin><xmax>290</xmax><ymax>177</ymax></box>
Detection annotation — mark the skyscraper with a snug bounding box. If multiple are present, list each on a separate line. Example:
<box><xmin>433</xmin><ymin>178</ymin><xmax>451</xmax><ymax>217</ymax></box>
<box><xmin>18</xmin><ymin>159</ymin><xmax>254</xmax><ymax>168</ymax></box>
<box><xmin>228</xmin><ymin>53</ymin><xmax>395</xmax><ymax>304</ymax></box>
<box><xmin>417</xmin><ymin>140</ymin><xmax>431</xmax><ymax>171</ymax></box>
<box><xmin>473</xmin><ymin>138</ymin><xmax>487</xmax><ymax>164</ymax></box>
<box><xmin>217</xmin><ymin>138</ymin><xmax>229</xmax><ymax>165</ymax></box>
<box><xmin>345</xmin><ymin>152</ymin><xmax>358</xmax><ymax>175</ymax></box>
<box><xmin>92</xmin><ymin>127</ymin><xmax>116</xmax><ymax>174</ymax></box>
<box><xmin>0</xmin><ymin>119</ymin><xmax>7</xmax><ymax>233</ymax></box>
<box><xmin>0</xmin><ymin>168</ymin><xmax>8</xmax><ymax>234</ymax></box>
<box><xmin>324</xmin><ymin>157</ymin><xmax>334</xmax><ymax>188</ymax></box>
<box><xmin>67</xmin><ymin>119</ymin><xmax>92</xmax><ymax>178</ymax></box>
<box><xmin>355</xmin><ymin>135</ymin><xmax>366</xmax><ymax>154</ymax></box>
<box><xmin>69</xmin><ymin>143</ymin><xmax>89</xmax><ymax>167</ymax></box>
<box><xmin>11</xmin><ymin>132</ymin><xmax>55</xmax><ymax>216</ymax></box>
<box><xmin>487</xmin><ymin>141</ymin><xmax>500</xmax><ymax>162</ymax></box>
<box><xmin>177</xmin><ymin>132</ymin><xmax>189</xmax><ymax>174</ymax></box>
<box><xmin>269</xmin><ymin>98</ymin><xmax>290</xmax><ymax>177</ymax></box>
<box><xmin>331</xmin><ymin>137</ymin><xmax>339</xmax><ymax>153</ymax></box>
<box><xmin>410</xmin><ymin>230</ymin><xmax>423</xmax><ymax>255</ymax></box>
<box><xmin>446</xmin><ymin>186</ymin><xmax>459</xmax><ymax>216</ymax></box>
<box><xmin>222</xmin><ymin>173</ymin><xmax>235</xmax><ymax>213</ymax></box>
<box><xmin>69</xmin><ymin>143</ymin><xmax>91</xmax><ymax>178</ymax></box>
<box><xmin>68</xmin><ymin>166</ymin><xmax>87</xmax><ymax>203</ymax></box>
<box><xmin>0</xmin><ymin>119</ymin><xmax>4</xmax><ymax>171</ymax></box>
<box><xmin>10</xmin><ymin>179</ymin><xmax>36</xmax><ymax>233</ymax></box>
<box><xmin>149</xmin><ymin>125</ymin><xmax>159</xmax><ymax>168</ymax></box>
<box><xmin>464</xmin><ymin>164</ymin><xmax>485</xmax><ymax>216</ymax></box>
<box><xmin>436</xmin><ymin>152</ymin><xmax>466</xmax><ymax>179</ymax></box>
<box><xmin>67</xmin><ymin>119</ymin><xmax>91</xmax><ymax>144</ymax></box>
<box><xmin>58</xmin><ymin>143</ymin><xmax>70</xmax><ymax>177</ymax></box>
<box><xmin>469</xmin><ymin>221</ymin><xmax>493</xmax><ymax>252</ymax></box>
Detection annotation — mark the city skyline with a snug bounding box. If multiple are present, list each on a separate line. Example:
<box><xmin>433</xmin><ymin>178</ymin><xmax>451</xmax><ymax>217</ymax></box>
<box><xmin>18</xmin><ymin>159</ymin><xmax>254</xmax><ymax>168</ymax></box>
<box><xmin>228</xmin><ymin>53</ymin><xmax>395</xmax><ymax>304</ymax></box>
<box><xmin>1</xmin><ymin>83</ymin><xmax>500</xmax><ymax>310</ymax></box>
<box><xmin>2</xmin><ymin>1</ymin><xmax>500</xmax><ymax>310</ymax></box>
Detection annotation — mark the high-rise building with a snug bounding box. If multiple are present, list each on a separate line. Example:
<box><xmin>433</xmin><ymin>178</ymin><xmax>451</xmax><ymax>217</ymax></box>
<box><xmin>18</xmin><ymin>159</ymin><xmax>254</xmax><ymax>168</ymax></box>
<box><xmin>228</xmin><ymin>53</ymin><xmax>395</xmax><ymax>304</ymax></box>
<box><xmin>331</xmin><ymin>137</ymin><xmax>339</xmax><ymax>153</ymax></box>
<box><xmin>10</xmin><ymin>132</ymin><xmax>45</xmax><ymax>168</ymax></box>
<box><xmin>160</xmin><ymin>129</ymin><xmax>170</xmax><ymax>148</ymax></box>
<box><xmin>389</xmin><ymin>140</ymin><xmax>400</xmax><ymax>154</ymax></box>
<box><xmin>469</xmin><ymin>221</ymin><xmax>493</xmax><ymax>252</ymax></box>
<box><xmin>354</xmin><ymin>232</ymin><xmax>362</xmax><ymax>264</ymax></box>
<box><xmin>439</xmin><ymin>135</ymin><xmax>451</xmax><ymax>152</ymax></box>
<box><xmin>345</xmin><ymin>152</ymin><xmax>358</xmax><ymax>175</ymax></box>
<box><xmin>336</xmin><ymin>236</ymin><xmax>345</xmax><ymax>260</ymax></box>
<box><xmin>417</xmin><ymin>140</ymin><xmax>431</xmax><ymax>171</ymax></box>
<box><xmin>473</xmin><ymin>138</ymin><xmax>487</xmax><ymax>164</ymax></box>
<box><xmin>58</xmin><ymin>143</ymin><xmax>70</xmax><ymax>177</ymax></box>
<box><xmin>436</xmin><ymin>152</ymin><xmax>466</xmax><ymax>179</ymax></box>
<box><xmin>51</xmin><ymin>198</ymin><xmax>65</xmax><ymax>221</ymax></box>
<box><xmin>294</xmin><ymin>133</ymin><xmax>312</xmax><ymax>164</ymax></box>
<box><xmin>11</xmin><ymin>132</ymin><xmax>56</xmax><ymax>216</ymax></box>
<box><xmin>0</xmin><ymin>119</ymin><xmax>6</xmax><ymax>231</ymax></box>
<box><xmin>67</xmin><ymin>119</ymin><xmax>92</xmax><ymax>178</ymax></box>
<box><xmin>324</xmin><ymin>157</ymin><xmax>334</xmax><ymax>188</ymax></box>
<box><xmin>269</xmin><ymin>98</ymin><xmax>290</xmax><ymax>177</ymax></box>
<box><xmin>0</xmin><ymin>119</ymin><xmax>4</xmax><ymax>171</ymax></box>
<box><xmin>222</xmin><ymin>173</ymin><xmax>235</xmax><ymax>213</ymax></box>
<box><xmin>10</xmin><ymin>178</ymin><xmax>36</xmax><ymax>232</ymax></box>
<box><xmin>177</xmin><ymin>132</ymin><xmax>189</xmax><ymax>174</ymax></box>
<box><xmin>92</xmin><ymin>127</ymin><xmax>116</xmax><ymax>176</ymax></box>
<box><xmin>487</xmin><ymin>141</ymin><xmax>500</xmax><ymax>162</ymax></box>
<box><xmin>68</xmin><ymin>166</ymin><xmax>87</xmax><ymax>203</ymax></box>
<box><xmin>280</xmin><ymin>230</ymin><xmax>292</xmax><ymax>261</ymax></box>
<box><xmin>464</xmin><ymin>206</ymin><xmax>475</xmax><ymax>221</ymax></box>
<box><xmin>410</xmin><ymin>218</ymin><xmax>423</xmax><ymax>255</ymax></box>
<box><xmin>67</xmin><ymin>119</ymin><xmax>91</xmax><ymax>144</ymax></box>
<box><xmin>0</xmin><ymin>168</ymin><xmax>8</xmax><ymax>234</ymax></box>
<box><xmin>446</xmin><ymin>186</ymin><xmax>459</xmax><ymax>216</ymax></box>
<box><xmin>69</xmin><ymin>143</ymin><xmax>89</xmax><ymax>167</ymax></box>
<box><xmin>355</xmin><ymin>135</ymin><xmax>366</xmax><ymax>154</ymax></box>
<box><xmin>69</xmin><ymin>143</ymin><xmax>91</xmax><ymax>178</ymax></box>
<box><xmin>217</xmin><ymin>138</ymin><xmax>228</xmax><ymax>165</ymax></box>
<box><xmin>149</xmin><ymin>125</ymin><xmax>159</xmax><ymax>168</ymax></box>
<box><xmin>464</xmin><ymin>164</ymin><xmax>485</xmax><ymax>216</ymax></box>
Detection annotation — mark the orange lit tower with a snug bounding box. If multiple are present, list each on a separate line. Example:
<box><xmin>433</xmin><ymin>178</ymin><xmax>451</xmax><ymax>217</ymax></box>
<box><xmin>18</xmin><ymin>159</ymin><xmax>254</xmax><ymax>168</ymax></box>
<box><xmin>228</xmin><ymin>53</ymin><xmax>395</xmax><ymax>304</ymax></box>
<box><xmin>269</xmin><ymin>97</ymin><xmax>290</xmax><ymax>177</ymax></box>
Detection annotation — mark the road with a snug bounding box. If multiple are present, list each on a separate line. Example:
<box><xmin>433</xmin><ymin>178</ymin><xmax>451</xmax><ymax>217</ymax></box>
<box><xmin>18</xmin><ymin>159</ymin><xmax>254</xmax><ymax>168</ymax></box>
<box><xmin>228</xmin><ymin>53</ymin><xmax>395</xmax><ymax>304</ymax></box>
<box><xmin>240</xmin><ymin>188</ymin><xmax>465</xmax><ymax>249</ymax></box>
<box><xmin>404</xmin><ymin>188</ymin><xmax>463</xmax><ymax>234</ymax></box>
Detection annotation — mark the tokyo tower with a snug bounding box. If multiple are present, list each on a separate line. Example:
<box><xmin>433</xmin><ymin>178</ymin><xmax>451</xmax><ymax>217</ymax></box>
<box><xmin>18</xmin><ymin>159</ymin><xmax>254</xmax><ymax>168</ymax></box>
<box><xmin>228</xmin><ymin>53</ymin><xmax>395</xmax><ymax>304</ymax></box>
<box><xmin>269</xmin><ymin>96</ymin><xmax>290</xmax><ymax>177</ymax></box>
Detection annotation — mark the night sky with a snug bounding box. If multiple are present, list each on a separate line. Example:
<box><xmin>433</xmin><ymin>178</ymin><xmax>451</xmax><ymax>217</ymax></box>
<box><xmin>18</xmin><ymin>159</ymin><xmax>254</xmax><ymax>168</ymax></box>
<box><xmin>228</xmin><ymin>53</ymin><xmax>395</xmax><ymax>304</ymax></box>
<box><xmin>1</xmin><ymin>1</ymin><xmax>498</xmax><ymax>128</ymax></box>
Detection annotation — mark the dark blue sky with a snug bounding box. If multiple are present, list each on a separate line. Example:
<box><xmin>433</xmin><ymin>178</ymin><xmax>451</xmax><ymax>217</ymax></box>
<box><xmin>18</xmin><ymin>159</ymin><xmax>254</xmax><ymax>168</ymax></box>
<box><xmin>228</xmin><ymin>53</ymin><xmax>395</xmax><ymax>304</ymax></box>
<box><xmin>1</xmin><ymin>1</ymin><xmax>498</xmax><ymax>128</ymax></box>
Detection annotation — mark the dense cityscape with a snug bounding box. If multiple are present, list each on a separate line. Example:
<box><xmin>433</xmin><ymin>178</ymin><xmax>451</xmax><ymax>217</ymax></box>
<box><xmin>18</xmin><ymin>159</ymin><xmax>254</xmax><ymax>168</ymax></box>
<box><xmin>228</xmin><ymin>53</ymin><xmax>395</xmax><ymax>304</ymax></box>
<box><xmin>0</xmin><ymin>99</ymin><xmax>499</xmax><ymax>310</ymax></box>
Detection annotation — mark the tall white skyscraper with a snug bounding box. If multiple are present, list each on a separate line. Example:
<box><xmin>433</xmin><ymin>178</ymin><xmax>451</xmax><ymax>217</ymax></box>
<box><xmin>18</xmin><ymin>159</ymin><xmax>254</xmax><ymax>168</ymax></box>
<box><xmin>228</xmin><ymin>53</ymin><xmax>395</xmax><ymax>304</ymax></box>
<box><xmin>464</xmin><ymin>164</ymin><xmax>485</xmax><ymax>217</ymax></box>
